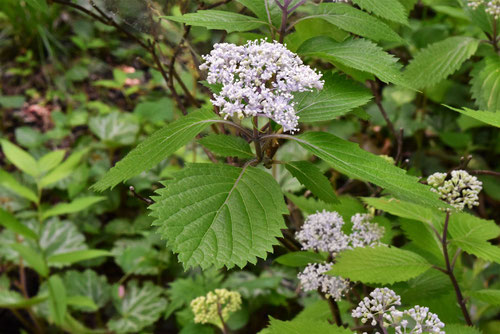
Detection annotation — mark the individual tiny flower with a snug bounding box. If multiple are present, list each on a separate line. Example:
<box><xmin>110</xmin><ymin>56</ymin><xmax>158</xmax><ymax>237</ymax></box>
<box><xmin>295</xmin><ymin>210</ymin><xmax>349</xmax><ymax>254</ymax></box>
<box><xmin>352</xmin><ymin>288</ymin><xmax>401</xmax><ymax>326</ymax></box>
<box><xmin>297</xmin><ymin>263</ymin><xmax>350</xmax><ymax>301</ymax></box>
<box><xmin>200</xmin><ymin>39</ymin><xmax>323</xmax><ymax>132</ymax></box>
<box><xmin>190</xmin><ymin>289</ymin><xmax>242</xmax><ymax>326</ymax></box>
<box><xmin>349</xmin><ymin>214</ymin><xmax>385</xmax><ymax>248</ymax></box>
<box><xmin>428</xmin><ymin>170</ymin><xmax>482</xmax><ymax>211</ymax></box>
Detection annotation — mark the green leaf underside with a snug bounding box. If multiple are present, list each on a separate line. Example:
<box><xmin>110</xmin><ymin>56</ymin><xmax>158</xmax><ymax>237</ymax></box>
<box><xmin>108</xmin><ymin>281</ymin><xmax>166</xmax><ymax>334</ymax></box>
<box><xmin>92</xmin><ymin>109</ymin><xmax>218</xmax><ymax>191</ymax></box>
<box><xmin>403</xmin><ymin>36</ymin><xmax>479</xmax><ymax>90</ymax></box>
<box><xmin>328</xmin><ymin>246</ymin><xmax>431</xmax><ymax>284</ymax></box>
<box><xmin>151</xmin><ymin>163</ymin><xmax>287</xmax><ymax>269</ymax></box>
<box><xmin>274</xmin><ymin>251</ymin><xmax>328</xmax><ymax>267</ymax></box>
<box><xmin>351</xmin><ymin>0</ymin><xmax>408</xmax><ymax>24</ymax></box>
<box><xmin>0</xmin><ymin>208</ymin><xmax>38</xmax><ymax>240</ymax></box>
<box><xmin>42</xmin><ymin>196</ymin><xmax>105</xmax><ymax>220</ymax></box>
<box><xmin>471</xmin><ymin>56</ymin><xmax>500</xmax><ymax>112</ymax></box>
<box><xmin>295</xmin><ymin>132</ymin><xmax>443</xmax><ymax>208</ymax></box>
<box><xmin>163</xmin><ymin>10</ymin><xmax>266</xmax><ymax>33</ymax></box>
<box><xmin>298</xmin><ymin>37</ymin><xmax>404</xmax><ymax>85</ymax></box>
<box><xmin>0</xmin><ymin>170</ymin><xmax>38</xmax><ymax>203</ymax></box>
<box><xmin>302</xmin><ymin>3</ymin><xmax>404</xmax><ymax>43</ymax></box>
<box><xmin>446</xmin><ymin>106</ymin><xmax>500</xmax><ymax>128</ymax></box>
<box><xmin>268</xmin><ymin>317</ymin><xmax>354</xmax><ymax>334</ymax></box>
<box><xmin>294</xmin><ymin>72</ymin><xmax>372</xmax><ymax>122</ymax></box>
<box><xmin>285</xmin><ymin>161</ymin><xmax>338</xmax><ymax>203</ymax></box>
<box><xmin>467</xmin><ymin>289</ymin><xmax>500</xmax><ymax>305</ymax></box>
<box><xmin>199</xmin><ymin>134</ymin><xmax>254</xmax><ymax>159</ymax></box>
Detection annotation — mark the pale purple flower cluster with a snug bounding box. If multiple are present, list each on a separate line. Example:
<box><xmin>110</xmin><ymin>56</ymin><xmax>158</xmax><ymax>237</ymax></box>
<box><xmin>297</xmin><ymin>263</ymin><xmax>350</xmax><ymax>301</ymax></box>
<box><xmin>200</xmin><ymin>39</ymin><xmax>323</xmax><ymax>132</ymax></box>
<box><xmin>352</xmin><ymin>288</ymin><xmax>445</xmax><ymax>334</ymax></box>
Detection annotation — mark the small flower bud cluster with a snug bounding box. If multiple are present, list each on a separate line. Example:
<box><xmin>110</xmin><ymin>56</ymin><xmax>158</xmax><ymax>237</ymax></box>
<box><xmin>190</xmin><ymin>289</ymin><xmax>242</xmax><ymax>325</ymax></box>
<box><xmin>297</xmin><ymin>263</ymin><xmax>350</xmax><ymax>301</ymax></box>
<box><xmin>468</xmin><ymin>0</ymin><xmax>500</xmax><ymax>19</ymax></box>
<box><xmin>428</xmin><ymin>170</ymin><xmax>482</xmax><ymax>211</ymax></box>
<box><xmin>200</xmin><ymin>39</ymin><xmax>324</xmax><ymax>132</ymax></box>
<box><xmin>295</xmin><ymin>211</ymin><xmax>385</xmax><ymax>254</ymax></box>
<box><xmin>352</xmin><ymin>288</ymin><xmax>445</xmax><ymax>334</ymax></box>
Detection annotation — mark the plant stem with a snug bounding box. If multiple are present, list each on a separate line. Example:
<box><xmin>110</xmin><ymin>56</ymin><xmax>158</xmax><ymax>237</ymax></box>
<box><xmin>323</xmin><ymin>294</ymin><xmax>343</xmax><ymax>326</ymax></box>
<box><xmin>467</xmin><ymin>170</ymin><xmax>500</xmax><ymax>177</ymax></box>
<box><xmin>442</xmin><ymin>211</ymin><xmax>473</xmax><ymax>325</ymax></box>
<box><xmin>216</xmin><ymin>301</ymin><xmax>230</xmax><ymax>334</ymax></box>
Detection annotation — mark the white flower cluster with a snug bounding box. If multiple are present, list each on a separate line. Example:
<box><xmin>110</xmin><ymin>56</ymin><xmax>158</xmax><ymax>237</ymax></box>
<box><xmin>468</xmin><ymin>0</ymin><xmax>500</xmax><ymax>19</ymax></box>
<box><xmin>295</xmin><ymin>211</ymin><xmax>385</xmax><ymax>254</ymax></box>
<box><xmin>200</xmin><ymin>39</ymin><xmax>324</xmax><ymax>132</ymax></box>
<box><xmin>297</xmin><ymin>263</ymin><xmax>350</xmax><ymax>301</ymax></box>
<box><xmin>428</xmin><ymin>170</ymin><xmax>482</xmax><ymax>211</ymax></box>
<box><xmin>190</xmin><ymin>289</ymin><xmax>242</xmax><ymax>325</ymax></box>
<box><xmin>352</xmin><ymin>288</ymin><xmax>445</xmax><ymax>334</ymax></box>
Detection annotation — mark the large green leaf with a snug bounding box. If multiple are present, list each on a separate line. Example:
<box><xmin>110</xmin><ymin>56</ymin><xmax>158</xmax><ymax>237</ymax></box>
<box><xmin>151</xmin><ymin>163</ymin><xmax>287</xmax><ymax>269</ymax></box>
<box><xmin>92</xmin><ymin>109</ymin><xmax>218</xmax><ymax>191</ymax></box>
<box><xmin>351</xmin><ymin>0</ymin><xmax>408</xmax><ymax>24</ymax></box>
<box><xmin>0</xmin><ymin>290</ymin><xmax>47</xmax><ymax>309</ymax></box>
<box><xmin>41</xmin><ymin>196</ymin><xmax>105</xmax><ymax>220</ymax></box>
<box><xmin>274</xmin><ymin>251</ymin><xmax>328</xmax><ymax>267</ymax></box>
<box><xmin>293</xmin><ymin>132</ymin><xmax>443</xmax><ymax>208</ymax></box>
<box><xmin>402</xmin><ymin>36</ymin><xmax>479</xmax><ymax>90</ymax></box>
<box><xmin>451</xmin><ymin>238</ymin><xmax>500</xmax><ymax>264</ymax></box>
<box><xmin>467</xmin><ymin>289</ymin><xmax>500</xmax><ymax>306</ymax></box>
<box><xmin>0</xmin><ymin>170</ymin><xmax>38</xmax><ymax>203</ymax></box>
<box><xmin>64</xmin><ymin>270</ymin><xmax>111</xmax><ymax>312</ymax></box>
<box><xmin>301</xmin><ymin>3</ymin><xmax>404</xmax><ymax>43</ymax></box>
<box><xmin>1</xmin><ymin>140</ymin><xmax>39</xmax><ymax>177</ymax></box>
<box><xmin>471</xmin><ymin>56</ymin><xmax>500</xmax><ymax>112</ymax></box>
<box><xmin>448</xmin><ymin>212</ymin><xmax>500</xmax><ymax>241</ymax></box>
<box><xmin>163</xmin><ymin>10</ymin><xmax>267</xmax><ymax>33</ymax></box>
<box><xmin>10</xmin><ymin>243</ymin><xmax>49</xmax><ymax>277</ymax></box>
<box><xmin>108</xmin><ymin>280</ymin><xmax>167</xmax><ymax>334</ymax></box>
<box><xmin>328</xmin><ymin>246</ymin><xmax>432</xmax><ymax>284</ymax></box>
<box><xmin>285</xmin><ymin>161</ymin><xmax>338</xmax><ymax>203</ymax></box>
<box><xmin>298</xmin><ymin>37</ymin><xmax>404</xmax><ymax>85</ymax></box>
<box><xmin>199</xmin><ymin>134</ymin><xmax>254</xmax><ymax>159</ymax></box>
<box><xmin>0</xmin><ymin>208</ymin><xmax>37</xmax><ymax>240</ymax></box>
<box><xmin>38</xmin><ymin>219</ymin><xmax>87</xmax><ymax>262</ymax></box>
<box><xmin>48</xmin><ymin>275</ymin><xmax>67</xmax><ymax>325</ymax></box>
<box><xmin>294</xmin><ymin>72</ymin><xmax>372</xmax><ymax>122</ymax></box>
<box><xmin>268</xmin><ymin>317</ymin><xmax>354</xmax><ymax>334</ymax></box>
<box><xmin>446</xmin><ymin>106</ymin><xmax>500</xmax><ymax>128</ymax></box>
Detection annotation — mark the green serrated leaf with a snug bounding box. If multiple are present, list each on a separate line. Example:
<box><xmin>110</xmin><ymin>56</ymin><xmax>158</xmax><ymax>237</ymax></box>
<box><xmin>48</xmin><ymin>275</ymin><xmax>67</xmax><ymax>325</ymax></box>
<box><xmin>151</xmin><ymin>163</ymin><xmax>287</xmax><ymax>269</ymax></box>
<box><xmin>199</xmin><ymin>134</ymin><xmax>254</xmax><ymax>159</ymax></box>
<box><xmin>42</xmin><ymin>196</ymin><xmax>105</xmax><ymax>220</ymax></box>
<box><xmin>471</xmin><ymin>56</ymin><xmax>500</xmax><ymax>112</ymax></box>
<box><xmin>444</xmin><ymin>324</ymin><xmax>483</xmax><ymax>334</ymax></box>
<box><xmin>268</xmin><ymin>317</ymin><xmax>354</xmax><ymax>334</ymax></box>
<box><xmin>285</xmin><ymin>161</ymin><xmax>338</xmax><ymax>203</ymax></box>
<box><xmin>163</xmin><ymin>10</ymin><xmax>267</xmax><ymax>33</ymax></box>
<box><xmin>64</xmin><ymin>269</ymin><xmax>111</xmax><ymax>312</ymax></box>
<box><xmin>301</xmin><ymin>3</ymin><xmax>405</xmax><ymax>43</ymax></box>
<box><xmin>467</xmin><ymin>289</ymin><xmax>500</xmax><ymax>306</ymax></box>
<box><xmin>0</xmin><ymin>170</ymin><xmax>38</xmax><ymax>203</ymax></box>
<box><xmin>298</xmin><ymin>37</ymin><xmax>405</xmax><ymax>85</ymax></box>
<box><xmin>92</xmin><ymin>108</ymin><xmax>218</xmax><ymax>191</ymax></box>
<box><xmin>328</xmin><ymin>246</ymin><xmax>432</xmax><ymax>284</ymax></box>
<box><xmin>1</xmin><ymin>140</ymin><xmax>39</xmax><ymax>178</ymax></box>
<box><xmin>274</xmin><ymin>251</ymin><xmax>327</xmax><ymax>267</ymax></box>
<box><xmin>47</xmin><ymin>249</ymin><xmax>111</xmax><ymax>265</ymax></box>
<box><xmin>293</xmin><ymin>132</ymin><xmax>443</xmax><ymax>208</ymax></box>
<box><xmin>38</xmin><ymin>219</ymin><xmax>87</xmax><ymax>263</ymax></box>
<box><xmin>451</xmin><ymin>238</ymin><xmax>500</xmax><ymax>264</ymax></box>
<box><xmin>10</xmin><ymin>243</ymin><xmax>49</xmax><ymax>277</ymax></box>
<box><xmin>403</xmin><ymin>36</ymin><xmax>479</xmax><ymax>90</ymax></box>
<box><xmin>294</xmin><ymin>72</ymin><xmax>372</xmax><ymax>122</ymax></box>
<box><xmin>108</xmin><ymin>280</ymin><xmax>167</xmax><ymax>334</ymax></box>
<box><xmin>0</xmin><ymin>208</ymin><xmax>37</xmax><ymax>240</ymax></box>
<box><xmin>351</xmin><ymin>0</ymin><xmax>408</xmax><ymax>24</ymax></box>
<box><xmin>445</xmin><ymin>106</ymin><xmax>500</xmax><ymax>128</ymax></box>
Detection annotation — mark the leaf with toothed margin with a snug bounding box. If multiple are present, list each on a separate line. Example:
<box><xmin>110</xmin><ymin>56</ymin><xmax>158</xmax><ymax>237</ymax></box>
<box><xmin>150</xmin><ymin>163</ymin><xmax>287</xmax><ymax>269</ymax></box>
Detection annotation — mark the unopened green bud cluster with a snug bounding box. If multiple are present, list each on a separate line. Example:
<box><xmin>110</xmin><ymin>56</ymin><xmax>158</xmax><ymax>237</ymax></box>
<box><xmin>190</xmin><ymin>289</ymin><xmax>242</xmax><ymax>325</ymax></box>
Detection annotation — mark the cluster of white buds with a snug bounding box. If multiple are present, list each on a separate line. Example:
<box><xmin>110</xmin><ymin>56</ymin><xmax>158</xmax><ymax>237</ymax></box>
<box><xmin>297</xmin><ymin>263</ymin><xmax>350</xmax><ymax>301</ymax></box>
<box><xmin>352</xmin><ymin>288</ymin><xmax>445</xmax><ymax>334</ymax></box>
<box><xmin>190</xmin><ymin>289</ymin><xmax>242</xmax><ymax>325</ymax></box>
<box><xmin>295</xmin><ymin>211</ymin><xmax>385</xmax><ymax>254</ymax></box>
<box><xmin>427</xmin><ymin>170</ymin><xmax>482</xmax><ymax>211</ymax></box>
<box><xmin>468</xmin><ymin>0</ymin><xmax>500</xmax><ymax>19</ymax></box>
<box><xmin>200</xmin><ymin>39</ymin><xmax>324</xmax><ymax>132</ymax></box>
